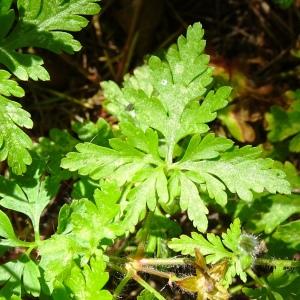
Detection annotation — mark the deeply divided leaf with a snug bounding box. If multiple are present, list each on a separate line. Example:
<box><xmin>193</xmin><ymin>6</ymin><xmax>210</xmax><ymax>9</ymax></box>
<box><xmin>0</xmin><ymin>0</ymin><xmax>101</xmax><ymax>80</ymax></box>
<box><xmin>62</xmin><ymin>23</ymin><xmax>291</xmax><ymax>234</ymax></box>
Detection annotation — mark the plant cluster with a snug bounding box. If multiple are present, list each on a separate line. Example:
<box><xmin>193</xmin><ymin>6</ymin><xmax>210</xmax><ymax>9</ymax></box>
<box><xmin>0</xmin><ymin>1</ymin><xmax>299</xmax><ymax>299</ymax></box>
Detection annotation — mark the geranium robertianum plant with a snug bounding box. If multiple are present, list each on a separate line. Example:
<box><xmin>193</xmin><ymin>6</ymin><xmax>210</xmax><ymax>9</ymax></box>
<box><xmin>0</xmin><ymin>3</ymin><xmax>299</xmax><ymax>298</ymax></box>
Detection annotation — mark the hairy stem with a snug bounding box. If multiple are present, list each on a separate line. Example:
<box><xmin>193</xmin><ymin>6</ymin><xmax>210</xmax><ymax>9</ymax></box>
<box><xmin>139</xmin><ymin>257</ymin><xmax>194</xmax><ymax>266</ymax></box>
<box><xmin>138</xmin><ymin>266</ymin><xmax>179</xmax><ymax>281</ymax></box>
<box><xmin>110</xmin><ymin>255</ymin><xmax>300</xmax><ymax>270</ymax></box>
<box><xmin>255</xmin><ymin>258</ymin><xmax>300</xmax><ymax>268</ymax></box>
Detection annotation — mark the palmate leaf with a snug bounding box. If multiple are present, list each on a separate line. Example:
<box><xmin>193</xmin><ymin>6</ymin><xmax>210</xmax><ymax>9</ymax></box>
<box><xmin>0</xmin><ymin>0</ymin><xmax>100</xmax><ymax>81</ymax></box>
<box><xmin>62</xmin><ymin>23</ymin><xmax>291</xmax><ymax>233</ymax></box>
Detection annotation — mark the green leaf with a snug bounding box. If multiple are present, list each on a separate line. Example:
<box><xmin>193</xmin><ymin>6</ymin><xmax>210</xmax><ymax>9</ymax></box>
<box><xmin>266</xmin><ymin>90</ymin><xmax>300</xmax><ymax>153</ymax></box>
<box><xmin>64</xmin><ymin>252</ymin><xmax>112</xmax><ymax>300</ymax></box>
<box><xmin>61</xmin><ymin>125</ymin><xmax>159</xmax><ymax>183</ymax></box>
<box><xmin>38</xmin><ymin>235</ymin><xmax>82</xmax><ymax>286</ymax></box>
<box><xmin>0</xmin><ymin>0</ymin><xmax>101</xmax><ymax>80</ymax></box>
<box><xmin>39</xmin><ymin>182</ymin><xmax>122</xmax><ymax>286</ymax></box>
<box><xmin>63</xmin><ymin>23</ymin><xmax>291</xmax><ymax>233</ymax></box>
<box><xmin>272</xmin><ymin>220</ymin><xmax>300</xmax><ymax>250</ymax></box>
<box><xmin>34</xmin><ymin>128</ymin><xmax>78</xmax><ymax>180</ymax></box>
<box><xmin>236</xmin><ymin>194</ymin><xmax>300</xmax><ymax>234</ymax></box>
<box><xmin>102</xmin><ymin>23</ymin><xmax>230</xmax><ymax>158</ymax></box>
<box><xmin>243</xmin><ymin>267</ymin><xmax>300</xmax><ymax>300</ymax></box>
<box><xmin>0</xmin><ymin>160</ymin><xmax>58</xmax><ymax>239</ymax></box>
<box><xmin>0</xmin><ymin>96</ymin><xmax>33</xmax><ymax>174</ymax></box>
<box><xmin>0</xmin><ymin>210</ymin><xmax>17</xmax><ymax>241</ymax></box>
<box><xmin>168</xmin><ymin>229</ymin><xmax>233</xmax><ymax>263</ymax></box>
<box><xmin>138</xmin><ymin>290</ymin><xmax>157</xmax><ymax>300</ymax></box>
<box><xmin>122</xmin><ymin>173</ymin><xmax>157</xmax><ymax>232</ymax></box>
<box><xmin>136</xmin><ymin>211</ymin><xmax>181</xmax><ymax>257</ymax></box>
<box><xmin>0</xmin><ymin>256</ymin><xmax>40</xmax><ymax>299</ymax></box>
<box><xmin>180</xmin><ymin>173</ymin><xmax>208</xmax><ymax>232</ymax></box>
<box><xmin>0</xmin><ymin>260</ymin><xmax>24</xmax><ymax>299</ymax></box>
<box><xmin>179</xmin><ymin>146</ymin><xmax>291</xmax><ymax>203</ymax></box>
<box><xmin>289</xmin><ymin>132</ymin><xmax>300</xmax><ymax>152</ymax></box>
<box><xmin>169</xmin><ymin>219</ymin><xmax>252</xmax><ymax>284</ymax></box>
<box><xmin>21</xmin><ymin>256</ymin><xmax>41</xmax><ymax>297</ymax></box>
<box><xmin>72</xmin><ymin>118</ymin><xmax>112</xmax><ymax>146</ymax></box>
<box><xmin>272</xmin><ymin>0</ymin><xmax>294</xmax><ymax>9</ymax></box>
<box><xmin>0</xmin><ymin>70</ymin><xmax>24</xmax><ymax>97</ymax></box>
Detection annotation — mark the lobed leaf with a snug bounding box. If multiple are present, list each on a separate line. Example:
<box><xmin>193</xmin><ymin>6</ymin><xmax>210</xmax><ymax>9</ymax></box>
<box><xmin>0</xmin><ymin>95</ymin><xmax>33</xmax><ymax>174</ymax></box>
<box><xmin>102</xmin><ymin>23</ymin><xmax>231</xmax><ymax>159</ymax></box>
<box><xmin>63</xmin><ymin>23</ymin><xmax>291</xmax><ymax>233</ymax></box>
<box><xmin>169</xmin><ymin>219</ymin><xmax>251</xmax><ymax>284</ymax></box>
<box><xmin>0</xmin><ymin>0</ymin><xmax>101</xmax><ymax>80</ymax></box>
<box><xmin>0</xmin><ymin>160</ymin><xmax>59</xmax><ymax>238</ymax></box>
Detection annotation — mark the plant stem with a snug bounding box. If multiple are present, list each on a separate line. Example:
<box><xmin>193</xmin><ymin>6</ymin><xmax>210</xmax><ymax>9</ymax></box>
<box><xmin>138</xmin><ymin>266</ymin><xmax>179</xmax><ymax>281</ymax></box>
<box><xmin>113</xmin><ymin>273</ymin><xmax>133</xmax><ymax>299</ymax></box>
<box><xmin>132</xmin><ymin>273</ymin><xmax>167</xmax><ymax>300</ymax></box>
<box><xmin>247</xmin><ymin>269</ymin><xmax>268</xmax><ymax>289</ymax></box>
<box><xmin>110</xmin><ymin>255</ymin><xmax>300</xmax><ymax>269</ymax></box>
<box><xmin>229</xmin><ymin>284</ymin><xmax>243</xmax><ymax>294</ymax></box>
<box><xmin>166</xmin><ymin>145</ymin><xmax>173</xmax><ymax>165</ymax></box>
<box><xmin>255</xmin><ymin>258</ymin><xmax>300</xmax><ymax>268</ymax></box>
<box><xmin>139</xmin><ymin>257</ymin><xmax>194</xmax><ymax>266</ymax></box>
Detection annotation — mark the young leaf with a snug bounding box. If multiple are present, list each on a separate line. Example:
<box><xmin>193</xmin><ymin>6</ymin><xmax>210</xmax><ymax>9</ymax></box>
<box><xmin>64</xmin><ymin>252</ymin><xmax>112</xmax><ymax>300</ymax></box>
<box><xmin>169</xmin><ymin>219</ymin><xmax>253</xmax><ymax>284</ymax></box>
<box><xmin>0</xmin><ymin>0</ymin><xmax>101</xmax><ymax>80</ymax></box>
<box><xmin>39</xmin><ymin>183</ymin><xmax>122</xmax><ymax>286</ymax></box>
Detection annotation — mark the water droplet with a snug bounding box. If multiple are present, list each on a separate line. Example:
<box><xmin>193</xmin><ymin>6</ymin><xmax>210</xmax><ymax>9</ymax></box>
<box><xmin>161</xmin><ymin>79</ymin><xmax>168</xmax><ymax>86</ymax></box>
